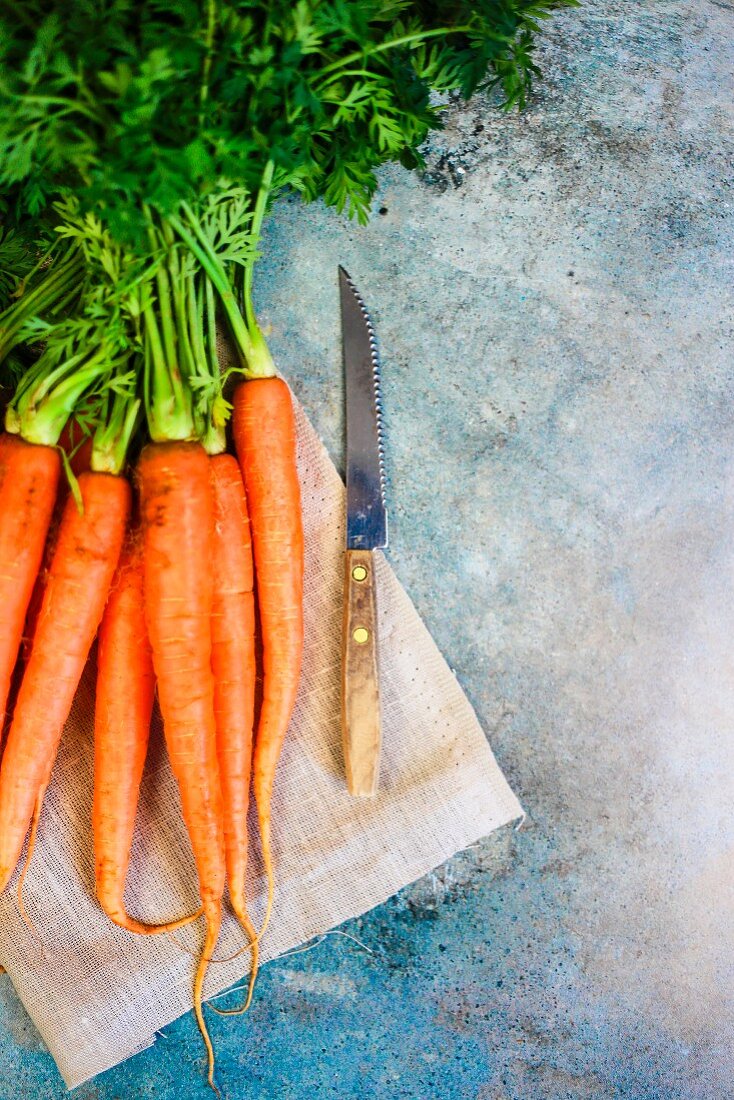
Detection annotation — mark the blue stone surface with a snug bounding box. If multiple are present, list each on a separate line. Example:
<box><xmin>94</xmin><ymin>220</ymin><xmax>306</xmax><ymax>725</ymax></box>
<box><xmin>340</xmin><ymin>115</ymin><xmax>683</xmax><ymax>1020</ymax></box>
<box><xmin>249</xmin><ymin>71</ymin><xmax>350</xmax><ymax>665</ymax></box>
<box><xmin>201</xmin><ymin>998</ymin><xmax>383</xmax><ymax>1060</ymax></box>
<box><xmin>2</xmin><ymin>2</ymin><xmax>733</xmax><ymax>1096</ymax></box>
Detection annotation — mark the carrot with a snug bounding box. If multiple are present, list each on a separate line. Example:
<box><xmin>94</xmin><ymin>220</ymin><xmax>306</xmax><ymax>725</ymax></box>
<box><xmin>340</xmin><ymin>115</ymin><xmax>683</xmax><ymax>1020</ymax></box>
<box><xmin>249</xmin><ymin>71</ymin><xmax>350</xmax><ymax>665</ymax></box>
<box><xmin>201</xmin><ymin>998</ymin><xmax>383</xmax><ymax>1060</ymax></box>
<box><xmin>232</xmin><ymin>377</ymin><xmax>304</xmax><ymax>936</ymax></box>
<box><xmin>93</xmin><ymin>536</ymin><xmax>203</xmax><ymax>935</ymax></box>
<box><xmin>21</xmin><ymin>518</ymin><xmax>59</xmax><ymax>666</ymax></box>
<box><xmin>22</xmin><ymin>427</ymin><xmax>94</xmax><ymax>665</ymax></box>
<box><xmin>209</xmin><ymin>453</ymin><xmax>259</xmax><ymax>1008</ymax></box>
<box><xmin>139</xmin><ymin>441</ymin><xmax>225</xmax><ymax>1088</ymax></box>
<box><xmin>0</xmin><ymin>435</ymin><xmax>60</xmax><ymax>726</ymax></box>
<box><xmin>0</xmin><ymin>432</ymin><xmax>14</xmax><ymax>486</ymax></box>
<box><xmin>22</xmin><ymin>426</ymin><xmax>92</xmax><ymax>665</ymax></box>
<box><xmin>0</xmin><ymin>469</ymin><xmax>130</xmax><ymax>893</ymax></box>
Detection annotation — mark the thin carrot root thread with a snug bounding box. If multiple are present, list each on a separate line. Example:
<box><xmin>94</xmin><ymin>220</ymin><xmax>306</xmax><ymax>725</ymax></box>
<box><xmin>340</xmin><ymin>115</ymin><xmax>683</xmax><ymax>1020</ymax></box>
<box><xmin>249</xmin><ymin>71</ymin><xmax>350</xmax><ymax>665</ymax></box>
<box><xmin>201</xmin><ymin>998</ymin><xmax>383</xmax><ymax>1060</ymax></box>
<box><xmin>231</xmin><ymin>900</ymin><xmax>259</xmax><ymax>1012</ymax></box>
<box><xmin>210</xmin><ymin>899</ymin><xmax>259</xmax><ymax>1016</ymax></box>
<box><xmin>256</xmin><ymin>829</ymin><xmax>275</xmax><ymax>944</ymax></box>
<box><xmin>166</xmin><ymin>929</ymin><xmax>255</xmax><ymax>967</ymax></box>
<box><xmin>105</xmin><ymin>904</ymin><xmax>206</xmax><ymax>937</ymax></box>
<box><xmin>194</xmin><ymin>907</ymin><xmax>223</xmax><ymax>1096</ymax></box>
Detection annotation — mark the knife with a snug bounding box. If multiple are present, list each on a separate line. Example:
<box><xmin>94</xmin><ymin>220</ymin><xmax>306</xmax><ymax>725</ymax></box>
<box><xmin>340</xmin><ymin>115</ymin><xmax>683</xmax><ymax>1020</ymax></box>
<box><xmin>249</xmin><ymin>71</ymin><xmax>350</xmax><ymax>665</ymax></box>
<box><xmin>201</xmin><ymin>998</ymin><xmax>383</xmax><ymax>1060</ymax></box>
<box><xmin>339</xmin><ymin>266</ymin><xmax>388</xmax><ymax>797</ymax></box>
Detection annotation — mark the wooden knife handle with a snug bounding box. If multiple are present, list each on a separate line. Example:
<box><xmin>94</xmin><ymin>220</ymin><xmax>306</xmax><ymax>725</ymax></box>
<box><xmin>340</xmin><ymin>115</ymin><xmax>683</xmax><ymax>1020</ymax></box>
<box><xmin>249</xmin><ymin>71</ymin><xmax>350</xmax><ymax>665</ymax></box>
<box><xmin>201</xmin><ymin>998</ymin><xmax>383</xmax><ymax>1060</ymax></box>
<box><xmin>342</xmin><ymin>548</ymin><xmax>381</xmax><ymax>797</ymax></box>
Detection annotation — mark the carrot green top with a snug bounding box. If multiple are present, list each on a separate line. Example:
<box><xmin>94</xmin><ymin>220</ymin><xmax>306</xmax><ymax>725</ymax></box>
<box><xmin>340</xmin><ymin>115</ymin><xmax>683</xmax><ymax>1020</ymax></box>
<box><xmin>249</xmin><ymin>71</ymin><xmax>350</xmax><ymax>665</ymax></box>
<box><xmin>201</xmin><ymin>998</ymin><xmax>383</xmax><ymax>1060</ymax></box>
<box><xmin>0</xmin><ymin>0</ymin><xmax>577</xmax><ymax>450</ymax></box>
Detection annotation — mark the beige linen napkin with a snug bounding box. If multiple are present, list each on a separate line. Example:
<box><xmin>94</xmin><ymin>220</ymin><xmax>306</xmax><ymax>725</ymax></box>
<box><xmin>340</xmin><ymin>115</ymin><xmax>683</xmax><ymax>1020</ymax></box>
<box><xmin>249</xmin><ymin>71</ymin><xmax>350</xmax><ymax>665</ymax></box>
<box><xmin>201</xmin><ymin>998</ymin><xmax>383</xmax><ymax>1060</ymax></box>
<box><xmin>0</xmin><ymin>399</ymin><xmax>521</xmax><ymax>1089</ymax></box>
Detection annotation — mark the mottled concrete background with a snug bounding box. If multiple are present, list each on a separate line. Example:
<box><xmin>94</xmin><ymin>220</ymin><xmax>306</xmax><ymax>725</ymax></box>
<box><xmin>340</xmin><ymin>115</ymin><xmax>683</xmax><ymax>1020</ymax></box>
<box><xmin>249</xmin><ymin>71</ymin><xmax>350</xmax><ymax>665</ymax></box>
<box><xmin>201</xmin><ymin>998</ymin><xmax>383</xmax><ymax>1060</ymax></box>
<box><xmin>2</xmin><ymin>2</ymin><xmax>733</xmax><ymax>1097</ymax></box>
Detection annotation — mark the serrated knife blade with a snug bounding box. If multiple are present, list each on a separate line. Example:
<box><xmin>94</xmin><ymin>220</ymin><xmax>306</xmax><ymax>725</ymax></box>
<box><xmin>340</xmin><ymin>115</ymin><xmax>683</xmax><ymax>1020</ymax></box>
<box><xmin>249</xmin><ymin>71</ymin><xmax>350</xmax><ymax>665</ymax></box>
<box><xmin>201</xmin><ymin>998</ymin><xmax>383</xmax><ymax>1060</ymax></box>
<box><xmin>339</xmin><ymin>267</ymin><xmax>386</xmax><ymax>797</ymax></box>
<box><xmin>339</xmin><ymin>266</ymin><xmax>388</xmax><ymax>551</ymax></box>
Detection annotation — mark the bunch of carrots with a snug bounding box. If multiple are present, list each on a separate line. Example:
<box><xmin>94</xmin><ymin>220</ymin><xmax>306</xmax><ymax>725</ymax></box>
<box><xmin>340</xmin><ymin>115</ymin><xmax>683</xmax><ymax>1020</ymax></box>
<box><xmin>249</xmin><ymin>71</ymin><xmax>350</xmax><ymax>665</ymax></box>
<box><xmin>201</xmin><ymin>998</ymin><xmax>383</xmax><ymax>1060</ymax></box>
<box><xmin>0</xmin><ymin>0</ymin><xmax>571</xmax><ymax>1087</ymax></box>
<box><xmin>0</xmin><ymin>200</ymin><xmax>303</xmax><ymax>1088</ymax></box>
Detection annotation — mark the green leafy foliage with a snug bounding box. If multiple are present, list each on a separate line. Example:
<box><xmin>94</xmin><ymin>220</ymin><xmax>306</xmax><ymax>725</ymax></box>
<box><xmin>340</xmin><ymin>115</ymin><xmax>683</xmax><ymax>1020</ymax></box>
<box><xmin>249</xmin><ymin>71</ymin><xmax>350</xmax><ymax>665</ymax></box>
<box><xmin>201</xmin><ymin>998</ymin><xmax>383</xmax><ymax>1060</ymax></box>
<box><xmin>0</xmin><ymin>0</ymin><xmax>575</xmax><ymax>447</ymax></box>
<box><xmin>0</xmin><ymin>227</ymin><xmax>33</xmax><ymax>309</ymax></box>
<box><xmin>0</xmin><ymin>196</ymin><xmax>62</xmax><ymax>312</ymax></box>
<box><xmin>0</xmin><ymin>0</ymin><xmax>575</xmax><ymax>232</ymax></box>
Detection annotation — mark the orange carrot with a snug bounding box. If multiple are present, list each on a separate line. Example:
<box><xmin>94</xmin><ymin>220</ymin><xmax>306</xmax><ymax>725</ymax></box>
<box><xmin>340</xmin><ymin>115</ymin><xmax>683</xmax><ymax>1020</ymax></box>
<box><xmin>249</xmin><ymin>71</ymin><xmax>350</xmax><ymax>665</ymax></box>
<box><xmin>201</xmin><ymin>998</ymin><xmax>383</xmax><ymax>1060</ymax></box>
<box><xmin>232</xmin><ymin>377</ymin><xmax>304</xmax><ymax>935</ymax></box>
<box><xmin>23</xmin><ymin>422</ymin><xmax>94</xmax><ymax>663</ymax></box>
<box><xmin>0</xmin><ymin>435</ymin><xmax>60</xmax><ymax>726</ymax></box>
<box><xmin>93</xmin><ymin>536</ymin><xmax>203</xmax><ymax>935</ymax></box>
<box><xmin>0</xmin><ymin>469</ymin><xmax>130</xmax><ymax>893</ymax></box>
<box><xmin>139</xmin><ymin>441</ymin><xmax>225</xmax><ymax>1087</ymax></box>
<box><xmin>21</xmin><ymin>521</ymin><xmax>58</xmax><ymax>666</ymax></box>
<box><xmin>0</xmin><ymin>432</ymin><xmax>14</xmax><ymax>487</ymax></box>
<box><xmin>209</xmin><ymin>453</ymin><xmax>259</xmax><ymax>1005</ymax></box>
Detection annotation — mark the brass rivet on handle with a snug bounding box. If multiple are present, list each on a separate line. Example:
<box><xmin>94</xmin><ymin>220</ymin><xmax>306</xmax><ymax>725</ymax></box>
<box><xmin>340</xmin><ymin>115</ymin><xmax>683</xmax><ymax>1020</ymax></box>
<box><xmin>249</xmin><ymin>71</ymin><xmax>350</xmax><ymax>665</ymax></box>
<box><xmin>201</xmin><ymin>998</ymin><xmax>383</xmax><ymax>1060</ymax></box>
<box><xmin>352</xmin><ymin>564</ymin><xmax>368</xmax><ymax>582</ymax></box>
<box><xmin>353</xmin><ymin>626</ymin><xmax>369</xmax><ymax>644</ymax></box>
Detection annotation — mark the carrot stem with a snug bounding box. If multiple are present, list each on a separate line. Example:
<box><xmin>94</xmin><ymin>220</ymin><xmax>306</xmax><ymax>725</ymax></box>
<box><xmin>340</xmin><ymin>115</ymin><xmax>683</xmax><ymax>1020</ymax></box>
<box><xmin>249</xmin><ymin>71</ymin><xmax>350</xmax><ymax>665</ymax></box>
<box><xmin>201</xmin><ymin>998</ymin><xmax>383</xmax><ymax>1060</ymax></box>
<box><xmin>0</xmin><ymin>249</ymin><xmax>84</xmax><ymax>362</ymax></box>
<box><xmin>241</xmin><ymin>160</ymin><xmax>274</xmax><ymax>337</ymax></box>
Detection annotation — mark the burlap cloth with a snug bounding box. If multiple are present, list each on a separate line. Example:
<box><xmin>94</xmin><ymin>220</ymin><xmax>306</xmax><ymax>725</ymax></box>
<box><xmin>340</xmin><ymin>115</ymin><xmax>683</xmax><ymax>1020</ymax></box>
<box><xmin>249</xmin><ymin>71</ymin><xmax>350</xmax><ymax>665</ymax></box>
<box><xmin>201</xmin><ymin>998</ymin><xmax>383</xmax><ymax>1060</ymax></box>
<box><xmin>0</xmin><ymin>399</ymin><xmax>521</xmax><ymax>1089</ymax></box>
